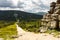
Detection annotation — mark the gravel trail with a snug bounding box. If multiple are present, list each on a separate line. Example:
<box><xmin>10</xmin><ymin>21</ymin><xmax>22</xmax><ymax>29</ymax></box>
<box><xmin>16</xmin><ymin>24</ymin><xmax>60</xmax><ymax>40</ymax></box>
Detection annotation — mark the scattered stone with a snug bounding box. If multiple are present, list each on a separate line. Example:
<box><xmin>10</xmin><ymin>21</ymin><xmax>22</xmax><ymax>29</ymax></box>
<box><xmin>57</xmin><ymin>35</ymin><xmax>60</xmax><ymax>38</ymax></box>
<box><xmin>55</xmin><ymin>35</ymin><xmax>60</xmax><ymax>38</ymax></box>
<box><xmin>51</xmin><ymin>33</ymin><xmax>55</xmax><ymax>35</ymax></box>
<box><xmin>10</xmin><ymin>35</ymin><xmax>19</xmax><ymax>38</ymax></box>
<box><xmin>40</xmin><ymin>27</ymin><xmax>48</xmax><ymax>33</ymax></box>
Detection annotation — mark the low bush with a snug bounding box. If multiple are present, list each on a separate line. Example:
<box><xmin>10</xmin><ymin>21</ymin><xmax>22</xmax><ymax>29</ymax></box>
<box><xmin>18</xmin><ymin>20</ymin><xmax>41</xmax><ymax>33</ymax></box>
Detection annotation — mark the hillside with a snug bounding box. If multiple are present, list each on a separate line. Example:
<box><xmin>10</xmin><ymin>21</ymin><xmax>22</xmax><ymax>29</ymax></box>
<box><xmin>0</xmin><ymin>10</ymin><xmax>43</xmax><ymax>21</ymax></box>
<box><xmin>35</xmin><ymin>12</ymin><xmax>47</xmax><ymax>15</ymax></box>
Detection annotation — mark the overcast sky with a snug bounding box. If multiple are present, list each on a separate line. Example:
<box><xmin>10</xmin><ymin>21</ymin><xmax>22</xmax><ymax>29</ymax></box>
<box><xmin>0</xmin><ymin>0</ymin><xmax>56</xmax><ymax>13</ymax></box>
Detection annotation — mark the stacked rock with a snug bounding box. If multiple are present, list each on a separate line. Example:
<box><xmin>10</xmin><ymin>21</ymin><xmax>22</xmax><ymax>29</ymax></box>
<box><xmin>40</xmin><ymin>0</ymin><xmax>60</xmax><ymax>32</ymax></box>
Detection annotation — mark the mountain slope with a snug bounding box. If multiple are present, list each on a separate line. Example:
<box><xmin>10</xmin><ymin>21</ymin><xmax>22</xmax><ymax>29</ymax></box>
<box><xmin>34</xmin><ymin>12</ymin><xmax>47</xmax><ymax>15</ymax></box>
<box><xmin>0</xmin><ymin>10</ymin><xmax>43</xmax><ymax>21</ymax></box>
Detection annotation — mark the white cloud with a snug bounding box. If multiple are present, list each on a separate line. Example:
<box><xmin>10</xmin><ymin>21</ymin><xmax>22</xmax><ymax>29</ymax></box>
<box><xmin>11</xmin><ymin>0</ymin><xmax>19</xmax><ymax>6</ymax></box>
<box><xmin>41</xmin><ymin>0</ymin><xmax>56</xmax><ymax>6</ymax></box>
<box><xmin>0</xmin><ymin>0</ymin><xmax>57</xmax><ymax>13</ymax></box>
<box><xmin>18</xmin><ymin>0</ymin><xmax>56</xmax><ymax>12</ymax></box>
<box><xmin>0</xmin><ymin>0</ymin><xmax>12</xmax><ymax>7</ymax></box>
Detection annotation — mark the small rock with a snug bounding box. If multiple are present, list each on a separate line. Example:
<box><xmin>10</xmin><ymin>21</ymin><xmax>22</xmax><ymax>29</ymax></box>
<box><xmin>11</xmin><ymin>35</ymin><xmax>19</xmax><ymax>38</ymax></box>
<box><xmin>40</xmin><ymin>27</ymin><xmax>47</xmax><ymax>33</ymax></box>
<box><xmin>57</xmin><ymin>35</ymin><xmax>60</xmax><ymax>38</ymax></box>
<box><xmin>51</xmin><ymin>33</ymin><xmax>55</xmax><ymax>35</ymax></box>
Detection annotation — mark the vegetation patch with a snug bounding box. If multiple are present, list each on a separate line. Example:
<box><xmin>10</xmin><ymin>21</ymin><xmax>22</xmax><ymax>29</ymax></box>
<box><xmin>0</xmin><ymin>21</ymin><xmax>17</xmax><ymax>39</ymax></box>
<box><xmin>18</xmin><ymin>19</ymin><xmax>41</xmax><ymax>33</ymax></box>
<box><xmin>18</xmin><ymin>20</ymin><xmax>60</xmax><ymax>35</ymax></box>
<box><xmin>46</xmin><ymin>30</ymin><xmax>60</xmax><ymax>37</ymax></box>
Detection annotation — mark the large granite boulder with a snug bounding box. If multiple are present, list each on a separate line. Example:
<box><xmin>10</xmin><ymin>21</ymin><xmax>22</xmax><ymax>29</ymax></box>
<box><xmin>54</xmin><ymin>9</ymin><xmax>60</xmax><ymax>14</ymax></box>
<box><xmin>57</xmin><ymin>0</ymin><xmax>60</xmax><ymax>4</ymax></box>
<box><xmin>55</xmin><ymin>4</ymin><xmax>60</xmax><ymax>10</ymax></box>
<box><xmin>50</xmin><ymin>2</ymin><xmax>56</xmax><ymax>14</ymax></box>
<box><xmin>50</xmin><ymin>20</ymin><xmax>57</xmax><ymax>29</ymax></box>
<box><xmin>50</xmin><ymin>2</ymin><xmax>56</xmax><ymax>7</ymax></box>
<box><xmin>58</xmin><ymin>15</ymin><xmax>60</xmax><ymax>20</ymax></box>
<box><xmin>51</xmin><ymin>14</ymin><xmax>58</xmax><ymax>20</ymax></box>
<box><xmin>59</xmin><ymin>22</ymin><xmax>60</xmax><ymax>28</ymax></box>
<box><xmin>40</xmin><ymin>0</ymin><xmax>60</xmax><ymax>33</ymax></box>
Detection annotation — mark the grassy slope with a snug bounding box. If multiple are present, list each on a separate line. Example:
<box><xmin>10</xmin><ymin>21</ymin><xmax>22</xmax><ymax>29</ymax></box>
<box><xmin>0</xmin><ymin>23</ymin><xmax>17</xmax><ymax>38</ymax></box>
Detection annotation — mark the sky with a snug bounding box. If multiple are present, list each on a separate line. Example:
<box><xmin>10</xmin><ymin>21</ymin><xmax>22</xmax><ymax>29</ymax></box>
<box><xmin>0</xmin><ymin>0</ymin><xmax>56</xmax><ymax>13</ymax></box>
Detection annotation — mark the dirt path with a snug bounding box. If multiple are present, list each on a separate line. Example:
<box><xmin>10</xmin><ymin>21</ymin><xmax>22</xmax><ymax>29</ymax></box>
<box><xmin>16</xmin><ymin>24</ymin><xmax>25</xmax><ymax>35</ymax></box>
<box><xmin>16</xmin><ymin>24</ymin><xmax>60</xmax><ymax>40</ymax></box>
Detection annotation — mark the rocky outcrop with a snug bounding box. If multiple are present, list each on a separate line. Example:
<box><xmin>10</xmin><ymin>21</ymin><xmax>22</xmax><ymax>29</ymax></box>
<box><xmin>40</xmin><ymin>0</ymin><xmax>60</xmax><ymax>32</ymax></box>
<box><xmin>57</xmin><ymin>0</ymin><xmax>60</xmax><ymax>4</ymax></box>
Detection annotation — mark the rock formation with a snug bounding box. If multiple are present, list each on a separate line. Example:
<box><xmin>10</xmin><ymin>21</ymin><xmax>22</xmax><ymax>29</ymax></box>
<box><xmin>40</xmin><ymin>0</ymin><xmax>60</xmax><ymax>32</ymax></box>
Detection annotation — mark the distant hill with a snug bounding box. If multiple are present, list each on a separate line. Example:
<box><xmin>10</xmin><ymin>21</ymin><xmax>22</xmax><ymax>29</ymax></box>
<box><xmin>34</xmin><ymin>12</ymin><xmax>47</xmax><ymax>15</ymax></box>
<box><xmin>0</xmin><ymin>10</ymin><xmax>43</xmax><ymax>21</ymax></box>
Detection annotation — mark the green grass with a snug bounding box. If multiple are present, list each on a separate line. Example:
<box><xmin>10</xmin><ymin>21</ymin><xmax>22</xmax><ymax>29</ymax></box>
<box><xmin>46</xmin><ymin>29</ymin><xmax>60</xmax><ymax>37</ymax></box>
<box><xmin>0</xmin><ymin>23</ymin><xmax>17</xmax><ymax>38</ymax></box>
<box><xmin>18</xmin><ymin>20</ymin><xmax>41</xmax><ymax>33</ymax></box>
<box><xmin>18</xmin><ymin>20</ymin><xmax>60</xmax><ymax>35</ymax></box>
